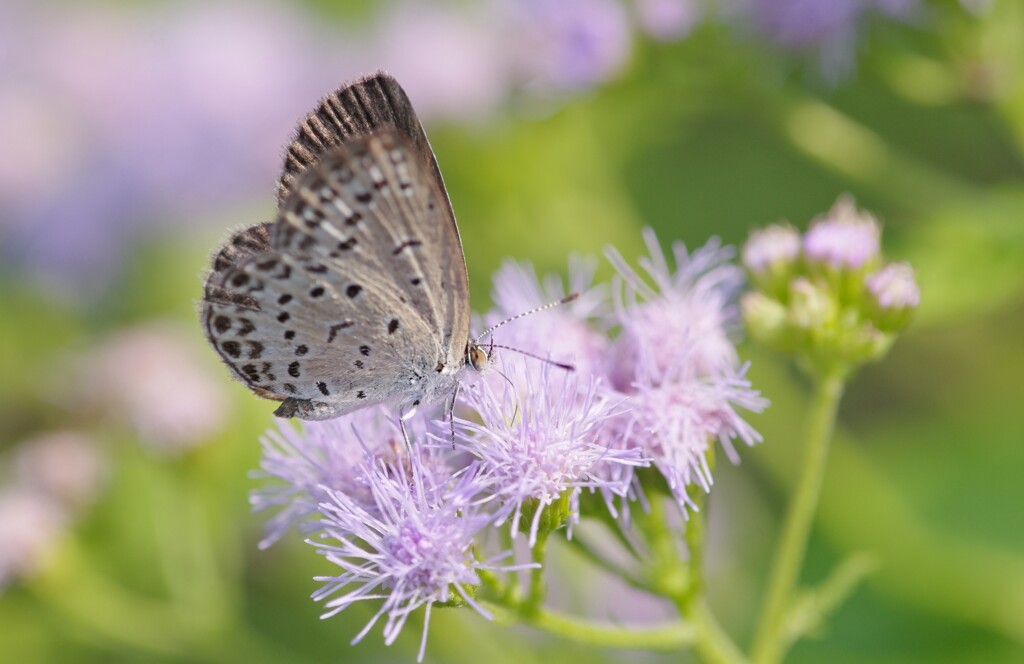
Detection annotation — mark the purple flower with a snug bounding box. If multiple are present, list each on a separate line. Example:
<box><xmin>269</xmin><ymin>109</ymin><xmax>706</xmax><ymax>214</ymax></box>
<box><xmin>483</xmin><ymin>257</ymin><xmax>610</xmax><ymax>382</ymax></box>
<box><xmin>605</xmin><ymin>230</ymin><xmax>767</xmax><ymax>511</ymax></box>
<box><xmin>609</xmin><ymin>361</ymin><xmax>766</xmax><ymax>508</ymax></box>
<box><xmin>0</xmin><ymin>1</ymin><xmax>348</xmax><ymax>295</ymax></box>
<box><xmin>742</xmin><ymin>223</ymin><xmax>802</xmax><ymax>276</ymax></box>
<box><xmin>310</xmin><ymin>449</ymin><xmax>521</xmax><ymax>662</ymax></box>
<box><xmin>866</xmin><ymin>262</ymin><xmax>919</xmax><ymax>310</ymax></box>
<box><xmin>865</xmin><ymin>261</ymin><xmax>920</xmax><ymax>331</ymax></box>
<box><xmin>252</xmin><ymin>408</ymin><xmax>440</xmax><ymax>548</ymax></box>
<box><xmin>605</xmin><ymin>230</ymin><xmax>745</xmax><ymax>385</ymax></box>
<box><xmin>803</xmin><ymin>196</ymin><xmax>881</xmax><ymax>271</ymax></box>
<box><xmin>454</xmin><ymin>361</ymin><xmax>644</xmax><ymax>544</ymax></box>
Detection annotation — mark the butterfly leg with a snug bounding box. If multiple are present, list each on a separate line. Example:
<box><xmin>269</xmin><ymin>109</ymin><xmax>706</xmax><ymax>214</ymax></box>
<box><xmin>447</xmin><ymin>381</ymin><xmax>461</xmax><ymax>449</ymax></box>
<box><xmin>397</xmin><ymin>400</ymin><xmax>421</xmax><ymax>449</ymax></box>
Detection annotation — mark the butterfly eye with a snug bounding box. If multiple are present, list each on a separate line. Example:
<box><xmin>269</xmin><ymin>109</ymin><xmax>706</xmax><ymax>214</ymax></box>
<box><xmin>467</xmin><ymin>344</ymin><xmax>488</xmax><ymax>372</ymax></box>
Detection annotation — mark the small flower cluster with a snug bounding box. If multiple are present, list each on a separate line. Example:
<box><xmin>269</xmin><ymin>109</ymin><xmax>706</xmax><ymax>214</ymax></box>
<box><xmin>741</xmin><ymin>196</ymin><xmax>920</xmax><ymax>377</ymax></box>
<box><xmin>253</xmin><ymin>230</ymin><xmax>766</xmax><ymax>658</ymax></box>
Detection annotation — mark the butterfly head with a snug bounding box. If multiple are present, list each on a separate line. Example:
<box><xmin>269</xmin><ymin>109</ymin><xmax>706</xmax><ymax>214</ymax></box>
<box><xmin>467</xmin><ymin>342</ymin><xmax>488</xmax><ymax>372</ymax></box>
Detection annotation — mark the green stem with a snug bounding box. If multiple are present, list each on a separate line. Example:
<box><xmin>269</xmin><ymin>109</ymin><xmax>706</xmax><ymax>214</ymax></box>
<box><xmin>683</xmin><ymin>449</ymin><xmax>714</xmax><ymax>604</ymax></box>
<box><xmin>752</xmin><ymin>373</ymin><xmax>846</xmax><ymax>664</ymax></box>
<box><xmin>676</xmin><ymin>600</ymin><xmax>751</xmax><ymax>664</ymax></box>
<box><xmin>485</xmin><ymin>602</ymin><xmax>696</xmax><ymax>651</ymax></box>
<box><xmin>523</xmin><ymin>529</ymin><xmax>550</xmax><ymax>615</ymax></box>
<box><xmin>675</xmin><ymin>467</ymin><xmax>750</xmax><ymax>664</ymax></box>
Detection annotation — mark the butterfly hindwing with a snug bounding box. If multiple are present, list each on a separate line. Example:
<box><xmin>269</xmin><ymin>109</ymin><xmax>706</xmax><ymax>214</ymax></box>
<box><xmin>205</xmin><ymin>247</ymin><xmax>450</xmax><ymax>419</ymax></box>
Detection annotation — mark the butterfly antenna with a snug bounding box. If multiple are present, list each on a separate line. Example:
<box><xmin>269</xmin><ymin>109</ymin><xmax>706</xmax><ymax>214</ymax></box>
<box><xmin>475</xmin><ymin>293</ymin><xmax>579</xmax><ymax>343</ymax></box>
<box><xmin>486</xmin><ymin>343</ymin><xmax>575</xmax><ymax>372</ymax></box>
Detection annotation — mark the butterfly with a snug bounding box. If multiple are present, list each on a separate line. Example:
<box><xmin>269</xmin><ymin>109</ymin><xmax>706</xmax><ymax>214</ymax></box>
<box><xmin>201</xmin><ymin>72</ymin><xmax>488</xmax><ymax>421</ymax></box>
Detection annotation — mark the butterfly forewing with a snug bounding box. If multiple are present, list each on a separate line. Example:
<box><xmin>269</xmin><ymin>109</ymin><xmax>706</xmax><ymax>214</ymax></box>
<box><xmin>278</xmin><ymin>72</ymin><xmax>446</xmax><ymax>206</ymax></box>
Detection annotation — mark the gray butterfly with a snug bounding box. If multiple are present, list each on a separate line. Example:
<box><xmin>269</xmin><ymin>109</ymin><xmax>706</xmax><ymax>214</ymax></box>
<box><xmin>201</xmin><ymin>73</ymin><xmax>487</xmax><ymax>420</ymax></box>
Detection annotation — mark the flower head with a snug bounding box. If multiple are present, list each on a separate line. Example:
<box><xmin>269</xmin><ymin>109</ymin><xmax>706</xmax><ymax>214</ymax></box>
<box><xmin>865</xmin><ymin>262</ymin><xmax>920</xmax><ymax>331</ymax></box>
<box><xmin>605</xmin><ymin>229</ymin><xmax>766</xmax><ymax>511</ymax></box>
<box><xmin>743</xmin><ymin>223</ymin><xmax>801</xmax><ymax>298</ymax></box>
<box><xmin>803</xmin><ymin>196</ymin><xmax>881</xmax><ymax>272</ymax></box>
<box><xmin>252</xmin><ymin>408</ymin><xmax>439</xmax><ymax>548</ymax></box>
<box><xmin>636</xmin><ymin>0</ymin><xmax>700</xmax><ymax>41</ymax></box>
<box><xmin>605</xmin><ymin>229</ymin><xmax>745</xmax><ymax>387</ymax></box>
<box><xmin>454</xmin><ymin>360</ymin><xmax>644</xmax><ymax>544</ymax></box>
<box><xmin>311</xmin><ymin>449</ymin><xmax>519</xmax><ymax>662</ymax></box>
<box><xmin>610</xmin><ymin>361</ymin><xmax>767</xmax><ymax>509</ymax></box>
<box><xmin>483</xmin><ymin>256</ymin><xmax>609</xmax><ymax>382</ymax></box>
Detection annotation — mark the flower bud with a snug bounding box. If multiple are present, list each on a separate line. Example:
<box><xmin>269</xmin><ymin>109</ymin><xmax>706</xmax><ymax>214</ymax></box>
<box><xmin>838</xmin><ymin>322</ymin><xmax>894</xmax><ymax>365</ymax></box>
<box><xmin>519</xmin><ymin>492</ymin><xmax>572</xmax><ymax>539</ymax></box>
<box><xmin>742</xmin><ymin>292</ymin><xmax>795</xmax><ymax>351</ymax></box>
<box><xmin>803</xmin><ymin>196</ymin><xmax>881</xmax><ymax>293</ymax></box>
<box><xmin>742</xmin><ymin>223</ymin><xmax>801</xmax><ymax>298</ymax></box>
<box><xmin>864</xmin><ymin>262</ymin><xmax>920</xmax><ymax>332</ymax></box>
<box><xmin>788</xmin><ymin>278</ymin><xmax>836</xmax><ymax>331</ymax></box>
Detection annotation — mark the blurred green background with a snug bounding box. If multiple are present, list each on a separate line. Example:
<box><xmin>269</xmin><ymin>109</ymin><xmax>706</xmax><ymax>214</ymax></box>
<box><xmin>1</xmin><ymin>0</ymin><xmax>1022</xmax><ymax>662</ymax></box>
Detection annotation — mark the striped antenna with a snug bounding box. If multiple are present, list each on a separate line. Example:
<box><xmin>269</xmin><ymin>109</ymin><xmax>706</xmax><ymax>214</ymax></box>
<box><xmin>475</xmin><ymin>293</ymin><xmax>579</xmax><ymax>343</ymax></box>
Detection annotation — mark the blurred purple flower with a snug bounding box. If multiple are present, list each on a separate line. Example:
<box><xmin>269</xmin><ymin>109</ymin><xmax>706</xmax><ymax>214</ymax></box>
<box><xmin>866</xmin><ymin>262</ymin><xmax>919</xmax><ymax>310</ymax></box>
<box><xmin>734</xmin><ymin>0</ymin><xmax>921</xmax><ymax>77</ymax></box>
<box><xmin>73</xmin><ymin>322</ymin><xmax>228</xmax><ymax>452</ymax></box>
<box><xmin>0</xmin><ymin>487</ymin><xmax>66</xmax><ymax>591</ymax></box>
<box><xmin>505</xmin><ymin>0</ymin><xmax>633</xmax><ymax>93</ymax></box>
<box><xmin>311</xmin><ymin>449</ymin><xmax>522</xmax><ymax>662</ymax></box>
<box><xmin>865</xmin><ymin>261</ymin><xmax>919</xmax><ymax>332</ymax></box>
<box><xmin>635</xmin><ymin>0</ymin><xmax>701</xmax><ymax>41</ymax></box>
<box><xmin>742</xmin><ymin>223</ymin><xmax>802</xmax><ymax>276</ymax></box>
<box><xmin>1</xmin><ymin>1</ymin><xmax>349</xmax><ymax>294</ymax></box>
<box><xmin>373</xmin><ymin>3</ymin><xmax>510</xmax><ymax>120</ymax></box>
<box><xmin>14</xmin><ymin>431</ymin><xmax>106</xmax><ymax>509</ymax></box>
<box><xmin>454</xmin><ymin>362</ymin><xmax>644</xmax><ymax>544</ymax></box>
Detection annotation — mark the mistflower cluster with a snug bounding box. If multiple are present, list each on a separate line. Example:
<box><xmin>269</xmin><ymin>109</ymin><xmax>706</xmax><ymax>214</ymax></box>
<box><xmin>742</xmin><ymin>195</ymin><xmax>920</xmax><ymax>376</ymax></box>
<box><xmin>311</xmin><ymin>449</ymin><xmax>525</xmax><ymax>662</ymax></box>
<box><xmin>253</xmin><ymin>229</ymin><xmax>766</xmax><ymax>658</ymax></box>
